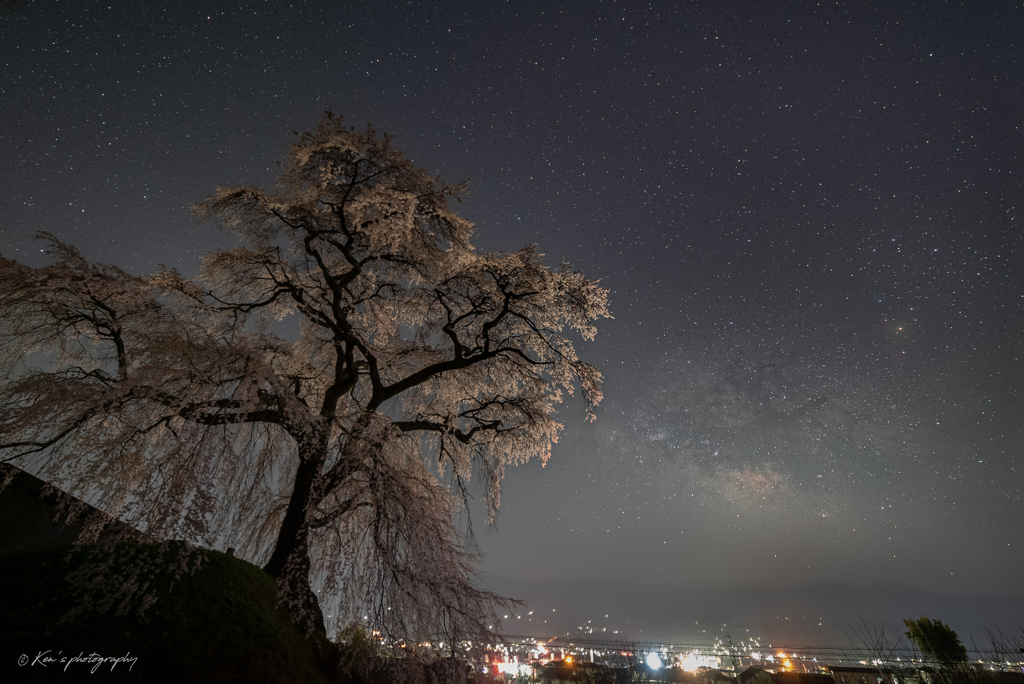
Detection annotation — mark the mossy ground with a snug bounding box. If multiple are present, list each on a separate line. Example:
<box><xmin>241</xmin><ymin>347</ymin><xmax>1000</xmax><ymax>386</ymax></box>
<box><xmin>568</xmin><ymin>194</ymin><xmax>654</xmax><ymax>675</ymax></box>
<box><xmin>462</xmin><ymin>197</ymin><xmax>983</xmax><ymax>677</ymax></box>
<box><xmin>0</xmin><ymin>542</ymin><xmax>334</xmax><ymax>683</ymax></box>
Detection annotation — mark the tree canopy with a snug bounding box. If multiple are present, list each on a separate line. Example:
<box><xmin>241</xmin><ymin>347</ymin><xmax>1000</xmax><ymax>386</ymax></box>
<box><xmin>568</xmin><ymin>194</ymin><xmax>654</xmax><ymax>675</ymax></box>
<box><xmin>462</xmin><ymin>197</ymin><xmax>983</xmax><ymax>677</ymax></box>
<box><xmin>903</xmin><ymin>615</ymin><xmax>968</xmax><ymax>666</ymax></box>
<box><xmin>0</xmin><ymin>112</ymin><xmax>610</xmax><ymax>641</ymax></box>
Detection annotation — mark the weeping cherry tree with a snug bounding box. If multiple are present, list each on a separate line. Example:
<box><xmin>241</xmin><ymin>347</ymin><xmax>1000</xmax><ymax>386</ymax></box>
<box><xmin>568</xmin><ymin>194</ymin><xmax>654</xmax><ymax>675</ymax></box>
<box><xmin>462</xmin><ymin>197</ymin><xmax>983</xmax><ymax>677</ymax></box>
<box><xmin>0</xmin><ymin>112</ymin><xmax>609</xmax><ymax>640</ymax></box>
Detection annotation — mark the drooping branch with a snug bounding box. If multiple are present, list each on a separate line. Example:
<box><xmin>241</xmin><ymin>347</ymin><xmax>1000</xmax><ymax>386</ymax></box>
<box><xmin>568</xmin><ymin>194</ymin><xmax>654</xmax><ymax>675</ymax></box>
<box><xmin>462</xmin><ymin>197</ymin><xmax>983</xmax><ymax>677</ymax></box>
<box><xmin>0</xmin><ymin>112</ymin><xmax>609</xmax><ymax>644</ymax></box>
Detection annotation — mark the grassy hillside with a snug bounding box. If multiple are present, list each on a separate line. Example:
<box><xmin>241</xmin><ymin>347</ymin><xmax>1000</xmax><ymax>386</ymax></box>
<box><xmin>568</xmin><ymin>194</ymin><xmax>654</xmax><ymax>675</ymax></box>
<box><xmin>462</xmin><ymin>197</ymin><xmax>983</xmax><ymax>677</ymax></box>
<box><xmin>0</xmin><ymin>541</ymin><xmax>332</xmax><ymax>683</ymax></box>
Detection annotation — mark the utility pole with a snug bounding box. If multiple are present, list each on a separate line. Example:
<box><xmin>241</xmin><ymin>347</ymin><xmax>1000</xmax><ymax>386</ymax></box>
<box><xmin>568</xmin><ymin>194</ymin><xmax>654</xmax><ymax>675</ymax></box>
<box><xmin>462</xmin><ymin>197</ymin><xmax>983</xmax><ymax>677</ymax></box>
<box><xmin>724</xmin><ymin>634</ymin><xmax>740</xmax><ymax>671</ymax></box>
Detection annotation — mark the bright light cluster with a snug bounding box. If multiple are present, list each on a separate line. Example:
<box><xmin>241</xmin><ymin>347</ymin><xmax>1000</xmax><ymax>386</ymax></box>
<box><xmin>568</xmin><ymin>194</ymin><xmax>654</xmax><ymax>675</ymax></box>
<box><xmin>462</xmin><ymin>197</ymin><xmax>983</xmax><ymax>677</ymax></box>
<box><xmin>494</xmin><ymin>658</ymin><xmax>532</xmax><ymax>677</ymax></box>
<box><xmin>678</xmin><ymin>650</ymin><xmax>720</xmax><ymax>671</ymax></box>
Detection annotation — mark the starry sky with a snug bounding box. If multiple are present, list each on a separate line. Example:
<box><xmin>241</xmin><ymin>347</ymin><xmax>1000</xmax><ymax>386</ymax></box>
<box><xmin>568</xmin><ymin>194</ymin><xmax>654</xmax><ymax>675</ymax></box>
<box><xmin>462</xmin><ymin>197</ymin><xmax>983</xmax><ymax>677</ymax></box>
<box><xmin>2</xmin><ymin>0</ymin><xmax>1022</xmax><ymax>639</ymax></box>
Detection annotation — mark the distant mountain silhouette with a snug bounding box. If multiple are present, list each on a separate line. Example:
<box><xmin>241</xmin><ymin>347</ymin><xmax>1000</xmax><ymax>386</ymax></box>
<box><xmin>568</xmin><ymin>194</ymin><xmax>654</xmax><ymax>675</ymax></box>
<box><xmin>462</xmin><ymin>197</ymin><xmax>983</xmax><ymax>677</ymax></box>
<box><xmin>480</xmin><ymin>575</ymin><xmax>1024</xmax><ymax>647</ymax></box>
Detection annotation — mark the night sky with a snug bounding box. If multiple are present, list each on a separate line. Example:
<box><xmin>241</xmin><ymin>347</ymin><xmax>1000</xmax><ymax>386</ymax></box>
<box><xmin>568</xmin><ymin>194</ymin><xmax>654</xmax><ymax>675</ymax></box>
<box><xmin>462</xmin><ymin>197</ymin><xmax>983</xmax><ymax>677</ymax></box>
<box><xmin>3</xmin><ymin>1</ymin><xmax>1022</xmax><ymax>641</ymax></box>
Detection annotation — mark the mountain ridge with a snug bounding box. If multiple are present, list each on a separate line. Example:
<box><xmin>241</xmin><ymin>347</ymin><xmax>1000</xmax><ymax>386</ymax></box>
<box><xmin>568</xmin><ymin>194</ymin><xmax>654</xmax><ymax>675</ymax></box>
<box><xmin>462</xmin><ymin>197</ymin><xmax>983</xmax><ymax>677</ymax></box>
<box><xmin>480</xmin><ymin>574</ymin><xmax>1024</xmax><ymax>647</ymax></box>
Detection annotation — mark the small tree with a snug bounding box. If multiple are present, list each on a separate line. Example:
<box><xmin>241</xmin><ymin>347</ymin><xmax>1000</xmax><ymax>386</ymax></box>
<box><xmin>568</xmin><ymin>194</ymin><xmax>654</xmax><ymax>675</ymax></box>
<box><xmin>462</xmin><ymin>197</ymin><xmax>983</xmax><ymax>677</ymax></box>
<box><xmin>903</xmin><ymin>616</ymin><xmax>968</xmax><ymax>667</ymax></box>
<box><xmin>0</xmin><ymin>112</ymin><xmax>610</xmax><ymax>640</ymax></box>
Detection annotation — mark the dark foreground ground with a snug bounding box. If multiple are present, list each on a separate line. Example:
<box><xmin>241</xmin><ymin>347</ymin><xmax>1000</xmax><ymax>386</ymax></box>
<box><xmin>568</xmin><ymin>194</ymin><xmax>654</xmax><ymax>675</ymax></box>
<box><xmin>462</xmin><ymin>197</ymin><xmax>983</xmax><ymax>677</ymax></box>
<box><xmin>0</xmin><ymin>542</ymin><xmax>331</xmax><ymax>683</ymax></box>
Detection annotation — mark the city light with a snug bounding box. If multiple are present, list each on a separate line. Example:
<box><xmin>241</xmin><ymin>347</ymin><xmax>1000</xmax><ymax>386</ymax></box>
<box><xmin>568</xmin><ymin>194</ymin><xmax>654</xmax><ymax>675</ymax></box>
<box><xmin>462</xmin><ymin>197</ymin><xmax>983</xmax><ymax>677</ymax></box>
<box><xmin>679</xmin><ymin>650</ymin><xmax>720</xmax><ymax>671</ymax></box>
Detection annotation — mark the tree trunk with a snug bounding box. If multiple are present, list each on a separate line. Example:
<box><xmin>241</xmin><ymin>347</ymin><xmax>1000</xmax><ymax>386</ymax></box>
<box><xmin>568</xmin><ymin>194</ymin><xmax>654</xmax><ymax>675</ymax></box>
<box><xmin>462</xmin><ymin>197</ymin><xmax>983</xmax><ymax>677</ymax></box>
<box><xmin>264</xmin><ymin>453</ymin><xmax>326</xmax><ymax>637</ymax></box>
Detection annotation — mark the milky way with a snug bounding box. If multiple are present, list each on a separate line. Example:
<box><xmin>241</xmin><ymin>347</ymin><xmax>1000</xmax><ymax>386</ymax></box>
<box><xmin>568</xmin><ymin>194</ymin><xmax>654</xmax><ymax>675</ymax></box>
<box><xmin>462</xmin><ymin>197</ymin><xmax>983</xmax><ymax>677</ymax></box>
<box><xmin>1</xmin><ymin>1</ymin><xmax>1021</xmax><ymax>612</ymax></box>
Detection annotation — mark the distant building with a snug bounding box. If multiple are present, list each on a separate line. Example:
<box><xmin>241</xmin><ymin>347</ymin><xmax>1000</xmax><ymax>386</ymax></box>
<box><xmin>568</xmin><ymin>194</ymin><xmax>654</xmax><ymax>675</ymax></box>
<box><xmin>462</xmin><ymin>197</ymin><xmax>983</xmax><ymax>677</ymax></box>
<box><xmin>773</xmin><ymin>672</ymin><xmax>835</xmax><ymax>684</ymax></box>
<box><xmin>739</xmin><ymin>666</ymin><xmax>774</xmax><ymax>684</ymax></box>
<box><xmin>828</xmin><ymin>666</ymin><xmax>896</xmax><ymax>684</ymax></box>
<box><xmin>536</xmin><ymin>659</ymin><xmax>574</xmax><ymax>683</ymax></box>
<box><xmin>536</xmin><ymin>660</ymin><xmax>618</xmax><ymax>683</ymax></box>
<box><xmin>700</xmin><ymin>669</ymin><xmax>736</xmax><ymax>684</ymax></box>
